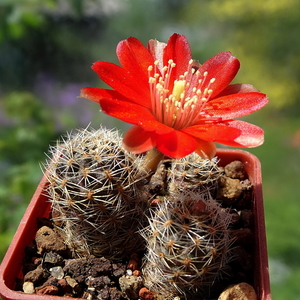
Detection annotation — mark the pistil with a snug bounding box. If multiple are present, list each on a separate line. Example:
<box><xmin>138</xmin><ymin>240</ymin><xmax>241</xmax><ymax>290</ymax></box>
<box><xmin>148</xmin><ymin>59</ymin><xmax>216</xmax><ymax>130</ymax></box>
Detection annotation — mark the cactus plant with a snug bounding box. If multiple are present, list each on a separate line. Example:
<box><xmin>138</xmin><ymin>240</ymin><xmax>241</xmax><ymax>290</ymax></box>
<box><xmin>142</xmin><ymin>156</ymin><xmax>233</xmax><ymax>299</ymax></box>
<box><xmin>43</xmin><ymin>126</ymin><xmax>150</xmax><ymax>259</ymax></box>
<box><xmin>142</xmin><ymin>192</ymin><xmax>233</xmax><ymax>299</ymax></box>
<box><xmin>167</xmin><ymin>153</ymin><xmax>222</xmax><ymax>194</ymax></box>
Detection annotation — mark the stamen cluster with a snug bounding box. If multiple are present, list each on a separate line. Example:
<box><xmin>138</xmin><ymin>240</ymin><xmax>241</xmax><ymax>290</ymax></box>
<box><xmin>148</xmin><ymin>60</ymin><xmax>216</xmax><ymax>129</ymax></box>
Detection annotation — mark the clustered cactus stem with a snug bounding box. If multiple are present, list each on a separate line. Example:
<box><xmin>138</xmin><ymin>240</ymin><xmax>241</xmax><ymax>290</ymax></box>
<box><xmin>141</xmin><ymin>193</ymin><xmax>233</xmax><ymax>299</ymax></box>
<box><xmin>43</xmin><ymin>127</ymin><xmax>236</xmax><ymax>299</ymax></box>
<box><xmin>44</xmin><ymin>126</ymin><xmax>150</xmax><ymax>259</ymax></box>
<box><xmin>141</xmin><ymin>154</ymin><xmax>233</xmax><ymax>299</ymax></box>
<box><xmin>168</xmin><ymin>152</ymin><xmax>222</xmax><ymax>194</ymax></box>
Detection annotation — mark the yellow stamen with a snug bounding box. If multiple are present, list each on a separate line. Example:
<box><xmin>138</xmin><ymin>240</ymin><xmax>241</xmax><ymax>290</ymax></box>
<box><xmin>172</xmin><ymin>80</ymin><xmax>185</xmax><ymax>101</ymax></box>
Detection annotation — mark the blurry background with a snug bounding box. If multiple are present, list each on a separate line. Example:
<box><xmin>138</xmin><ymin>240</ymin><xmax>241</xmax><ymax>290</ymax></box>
<box><xmin>1</xmin><ymin>0</ymin><xmax>300</xmax><ymax>299</ymax></box>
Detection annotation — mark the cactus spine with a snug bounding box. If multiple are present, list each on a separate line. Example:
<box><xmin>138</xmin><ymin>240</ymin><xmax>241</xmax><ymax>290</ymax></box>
<box><xmin>44</xmin><ymin>130</ymin><xmax>235</xmax><ymax>298</ymax></box>
<box><xmin>142</xmin><ymin>155</ymin><xmax>233</xmax><ymax>299</ymax></box>
<box><xmin>44</xmin><ymin>126</ymin><xmax>149</xmax><ymax>259</ymax></box>
<box><xmin>168</xmin><ymin>153</ymin><xmax>222</xmax><ymax>194</ymax></box>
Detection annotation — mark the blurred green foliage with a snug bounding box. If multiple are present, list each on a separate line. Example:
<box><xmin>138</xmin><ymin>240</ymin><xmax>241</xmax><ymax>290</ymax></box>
<box><xmin>0</xmin><ymin>91</ymin><xmax>56</xmax><ymax>258</ymax></box>
<box><xmin>1</xmin><ymin>0</ymin><xmax>300</xmax><ymax>299</ymax></box>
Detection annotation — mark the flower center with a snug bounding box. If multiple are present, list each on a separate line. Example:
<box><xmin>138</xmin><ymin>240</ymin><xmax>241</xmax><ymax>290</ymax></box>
<box><xmin>148</xmin><ymin>60</ymin><xmax>216</xmax><ymax>130</ymax></box>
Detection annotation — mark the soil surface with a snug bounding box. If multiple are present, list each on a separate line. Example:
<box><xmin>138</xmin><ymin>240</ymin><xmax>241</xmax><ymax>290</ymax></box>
<box><xmin>16</xmin><ymin>160</ymin><xmax>257</xmax><ymax>300</ymax></box>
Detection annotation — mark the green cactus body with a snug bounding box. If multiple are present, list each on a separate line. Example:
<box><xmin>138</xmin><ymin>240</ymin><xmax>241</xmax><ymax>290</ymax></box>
<box><xmin>44</xmin><ymin>126</ymin><xmax>149</xmax><ymax>259</ymax></box>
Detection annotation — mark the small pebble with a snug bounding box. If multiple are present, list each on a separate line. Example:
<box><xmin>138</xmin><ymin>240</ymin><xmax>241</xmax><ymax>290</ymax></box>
<box><xmin>217</xmin><ymin>176</ymin><xmax>243</xmax><ymax>205</ymax></box>
<box><xmin>33</xmin><ymin>257</ymin><xmax>42</xmax><ymax>265</ymax></box>
<box><xmin>128</xmin><ymin>253</ymin><xmax>140</xmax><ymax>271</ymax></box>
<box><xmin>35</xmin><ymin>226</ymin><xmax>67</xmax><ymax>254</ymax></box>
<box><xmin>23</xmin><ymin>264</ymin><xmax>44</xmax><ymax>284</ymax></box>
<box><xmin>36</xmin><ymin>285</ymin><xmax>59</xmax><ymax>295</ymax></box>
<box><xmin>65</xmin><ymin>276</ymin><xmax>79</xmax><ymax>288</ymax></box>
<box><xmin>83</xmin><ymin>287</ymin><xmax>96</xmax><ymax>300</ymax></box>
<box><xmin>127</xmin><ymin>259</ymin><xmax>139</xmax><ymax>271</ymax></box>
<box><xmin>132</xmin><ymin>270</ymin><xmax>141</xmax><ymax>276</ymax></box>
<box><xmin>50</xmin><ymin>266</ymin><xmax>64</xmax><ymax>279</ymax></box>
<box><xmin>43</xmin><ymin>252</ymin><xmax>64</xmax><ymax>265</ymax></box>
<box><xmin>58</xmin><ymin>278</ymin><xmax>72</xmax><ymax>294</ymax></box>
<box><xmin>119</xmin><ymin>275</ymin><xmax>143</xmax><ymax>299</ymax></box>
<box><xmin>225</xmin><ymin>161</ymin><xmax>246</xmax><ymax>180</ymax></box>
<box><xmin>139</xmin><ymin>287</ymin><xmax>155</xmax><ymax>300</ymax></box>
<box><xmin>218</xmin><ymin>282</ymin><xmax>257</xmax><ymax>300</ymax></box>
<box><xmin>23</xmin><ymin>281</ymin><xmax>35</xmax><ymax>294</ymax></box>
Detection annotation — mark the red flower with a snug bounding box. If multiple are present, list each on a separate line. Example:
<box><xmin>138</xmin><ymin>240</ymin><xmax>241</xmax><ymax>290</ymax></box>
<box><xmin>80</xmin><ymin>34</ymin><xmax>268</xmax><ymax>159</ymax></box>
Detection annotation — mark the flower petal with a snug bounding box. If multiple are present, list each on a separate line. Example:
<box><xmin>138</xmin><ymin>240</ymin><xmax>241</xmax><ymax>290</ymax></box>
<box><xmin>195</xmin><ymin>140</ymin><xmax>217</xmax><ymax>159</ymax></box>
<box><xmin>215</xmin><ymin>83</ymin><xmax>260</xmax><ymax>97</ymax></box>
<box><xmin>163</xmin><ymin>33</ymin><xmax>192</xmax><ymax>88</ymax></box>
<box><xmin>100</xmin><ymin>98</ymin><xmax>173</xmax><ymax>135</ymax></box>
<box><xmin>204</xmin><ymin>92</ymin><xmax>269</xmax><ymax>120</ymax></box>
<box><xmin>156</xmin><ymin>130</ymin><xmax>198</xmax><ymax>158</ymax></box>
<box><xmin>182</xmin><ymin>121</ymin><xmax>264</xmax><ymax>148</ymax></box>
<box><xmin>181</xmin><ymin>123</ymin><xmax>241</xmax><ymax>143</ymax></box>
<box><xmin>117</xmin><ymin>37</ymin><xmax>154</xmax><ymax>80</ymax></box>
<box><xmin>91</xmin><ymin>61</ymin><xmax>151</xmax><ymax>109</ymax></box>
<box><xmin>147</xmin><ymin>39</ymin><xmax>166</xmax><ymax>72</ymax></box>
<box><xmin>222</xmin><ymin>120</ymin><xmax>265</xmax><ymax>147</ymax></box>
<box><xmin>80</xmin><ymin>87</ymin><xmax>129</xmax><ymax>103</ymax></box>
<box><xmin>199</xmin><ymin>52</ymin><xmax>240</xmax><ymax>98</ymax></box>
<box><xmin>123</xmin><ymin>126</ymin><xmax>156</xmax><ymax>153</ymax></box>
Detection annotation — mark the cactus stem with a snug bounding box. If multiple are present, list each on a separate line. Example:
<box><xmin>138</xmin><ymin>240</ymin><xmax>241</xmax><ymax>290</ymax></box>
<box><xmin>144</xmin><ymin>148</ymin><xmax>165</xmax><ymax>173</ymax></box>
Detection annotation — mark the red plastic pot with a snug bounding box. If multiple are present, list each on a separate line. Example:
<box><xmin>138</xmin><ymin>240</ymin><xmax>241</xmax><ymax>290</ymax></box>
<box><xmin>0</xmin><ymin>149</ymin><xmax>271</xmax><ymax>300</ymax></box>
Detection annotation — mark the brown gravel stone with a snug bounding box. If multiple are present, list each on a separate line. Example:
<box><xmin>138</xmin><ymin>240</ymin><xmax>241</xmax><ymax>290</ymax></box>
<box><xmin>65</xmin><ymin>275</ymin><xmax>79</xmax><ymax>288</ymax></box>
<box><xmin>127</xmin><ymin>259</ymin><xmax>139</xmax><ymax>271</ymax></box>
<box><xmin>224</xmin><ymin>161</ymin><xmax>247</xmax><ymax>180</ymax></box>
<box><xmin>109</xmin><ymin>286</ymin><xmax>126</xmax><ymax>300</ymax></box>
<box><xmin>65</xmin><ymin>276</ymin><xmax>82</xmax><ymax>295</ymax></box>
<box><xmin>217</xmin><ymin>176</ymin><xmax>243</xmax><ymax>205</ymax></box>
<box><xmin>63</xmin><ymin>256</ymin><xmax>114</xmax><ymax>281</ymax></box>
<box><xmin>119</xmin><ymin>275</ymin><xmax>143</xmax><ymax>299</ymax></box>
<box><xmin>86</xmin><ymin>275</ymin><xmax>111</xmax><ymax>289</ymax></box>
<box><xmin>38</xmin><ymin>276</ymin><xmax>58</xmax><ymax>289</ymax></box>
<box><xmin>218</xmin><ymin>282</ymin><xmax>257</xmax><ymax>300</ymax></box>
<box><xmin>97</xmin><ymin>286</ymin><xmax>110</xmax><ymax>300</ymax></box>
<box><xmin>43</xmin><ymin>251</ymin><xmax>64</xmax><ymax>265</ymax></box>
<box><xmin>112</xmin><ymin>262</ymin><xmax>127</xmax><ymax>277</ymax></box>
<box><xmin>139</xmin><ymin>287</ymin><xmax>155</xmax><ymax>300</ymax></box>
<box><xmin>58</xmin><ymin>278</ymin><xmax>73</xmax><ymax>294</ymax></box>
<box><xmin>23</xmin><ymin>264</ymin><xmax>45</xmax><ymax>285</ymax></box>
<box><xmin>35</xmin><ymin>226</ymin><xmax>67</xmax><ymax>254</ymax></box>
<box><xmin>132</xmin><ymin>270</ymin><xmax>141</xmax><ymax>276</ymax></box>
<box><xmin>36</xmin><ymin>285</ymin><xmax>59</xmax><ymax>295</ymax></box>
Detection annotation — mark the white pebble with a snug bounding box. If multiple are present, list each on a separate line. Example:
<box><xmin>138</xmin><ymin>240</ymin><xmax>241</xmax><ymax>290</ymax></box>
<box><xmin>126</xmin><ymin>269</ymin><xmax>133</xmax><ymax>276</ymax></box>
<box><xmin>49</xmin><ymin>266</ymin><xmax>64</xmax><ymax>279</ymax></box>
<box><xmin>23</xmin><ymin>281</ymin><xmax>35</xmax><ymax>293</ymax></box>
